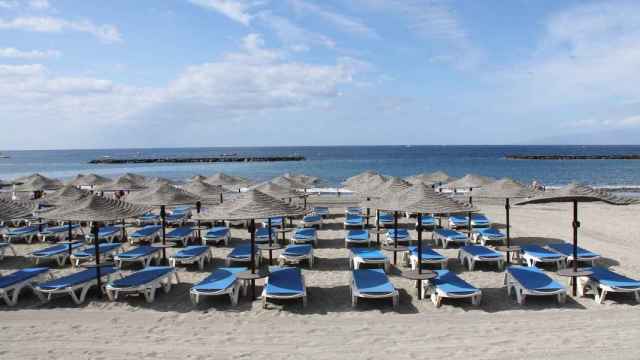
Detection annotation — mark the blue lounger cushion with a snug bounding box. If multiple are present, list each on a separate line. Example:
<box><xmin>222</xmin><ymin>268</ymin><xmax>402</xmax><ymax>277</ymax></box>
<box><xmin>118</xmin><ymin>246</ymin><xmax>160</xmax><ymax>259</ymax></box>
<box><xmin>407</xmin><ymin>246</ymin><xmax>446</xmax><ymax>261</ymax></box>
<box><xmin>303</xmin><ymin>214</ymin><xmax>321</xmax><ymax>222</ymax></box>
<box><xmin>379</xmin><ymin>213</ymin><xmax>394</xmax><ymax>222</ymax></box>
<box><xmin>283</xmin><ymin>244</ymin><xmax>312</xmax><ymax>257</ymax></box>
<box><xmin>461</xmin><ymin>245</ymin><xmax>502</xmax><ymax>258</ymax></box>
<box><xmin>7</xmin><ymin>226</ymin><xmax>38</xmax><ymax>235</ymax></box>
<box><xmin>139</xmin><ymin>213</ymin><xmax>159</xmax><ymax>220</ymax></box>
<box><xmin>449</xmin><ymin>215</ymin><xmax>468</xmax><ymax>224</ymax></box>
<box><xmin>174</xmin><ymin>245</ymin><xmax>208</xmax><ymax>258</ymax></box>
<box><xmin>435</xmin><ymin>229</ymin><xmax>467</xmax><ymax>240</ymax></box>
<box><xmin>521</xmin><ymin>245</ymin><xmax>563</xmax><ymax>259</ymax></box>
<box><xmin>31</xmin><ymin>241</ymin><xmax>84</xmax><ymax>257</ymax></box>
<box><xmin>471</xmin><ymin>214</ymin><xmax>490</xmax><ymax>225</ymax></box>
<box><xmin>433</xmin><ymin>270</ymin><xmax>479</xmax><ymax>295</ymax></box>
<box><xmin>547</xmin><ymin>243</ymin><xmax>599</xmax><ymax>258</ymax></box>
<box><xmin>90</xmin><ymin>226</ymin><xmax>120</xmax><ymax>238</ymax></box>
<box><xmin>265</xmin><ymin>217</ymin><xmax>283</xmax><ymax>225</ymax></box>
<box><xmin>588</xmin><ymin>267</ymin><xmax>640</xmax><ymax>289</ymax></box>
<box><xmin>74</xmin><ymin>243</ymin><xmax>121</xmax><ymax>257</ymax></box>
<box><xmin>0</xmin><ymin>267</ymin><xmax>49</xmax><ymax>288</ymax></box>
<box><xmin>507</xmin><ymin>265</ymin><xmax>564</xmax><ymax>292</ymax></box>
<box><xmin>313</xmin><ymin>207</ymin><xmax>329</xmax><ymax>215</ymax></box>
<box><xmin>293</xmin><ymin>228</ymin><xmax>316</xmax><ymax>239</ymax></box>
<box><xmin>418</xmin><ymin>215</ymin><xmax>435</xmax><ymax>225</ymax></box>
<box><xmin>266</xmin><ymin>267</ymin><xmax>304</xmax><ymax>295</ymax></box>
<box><xmin>256</xmin><ymin>227</ymin><xmax>277</xmax><ymax>238</ymax></box>
<box><xmin>166</xmin><ymin>226</ymin><xmax>193</xmax><ymax>239</ymax></box>
<box><xmin>386</xmin><ymin>228</ymin><xmax>409</xmax><ymax>238</ymax></box>
<box><xmin>353</xmin><ymin>269</ymin><xmax>394</xmax><ymax>294</ymax></box>
<box><xmin>228</xmin><ymin>244</ymin><xmax>255</xmax><ymax>259</ymax></box>
<box><xmin>109</xmin><ymin>266</ymin><xmax>173</xmax><ymax>288</ymax></box>
<box><xmin>38</xmin><ymin>267</ymin><xmax>117</xmax><ymax>290</ymax></box>
<box><xmin>40</xmin><ymin>224</ymin><xmax>80</xmax><ymax>235</ymax></box>
<box><xmin>166</xmin><ymin>213</ymin><xmax>186</xmax><ymax>222</ymax></box>
<box><xmin>351</xmin><ymin>248</ymin><xmax>385</xmax><ymax>260</ymax></box>
<box><xmin>130</xmin><ymin>225</ymin><xmax>162</xmax><ymax>238</ymax></box>
<box><xmin>193</xmin><ymin>267</ymin><xmax>246</xmax><ymax>292</ymax></box>
<box><xmin>347</xmin><ymin>230</ymin><xmax>369</xmax><ymax>241</ymax></box>
<box><xmin>345</xmin><ymin>215</ymin><xmax>364</xmax><ymax>225</ymax></box>
<box><xmin>205</xmin><ymin>227</ymin><xmax>229</xmax><ymax>238</ymax></box>
<box><xmin>475</xmin><ymin>228</ymin><xmax>505</xmax><ymax>238</ymax></box>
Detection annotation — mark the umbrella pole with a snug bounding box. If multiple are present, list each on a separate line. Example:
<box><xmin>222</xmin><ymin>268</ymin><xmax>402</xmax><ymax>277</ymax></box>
<box><xmin>67</xmin><ymin>221</ymin><xmax>73</xmax><ymax>261</ymax></box>
<box><xmin>393</xmin><ymin>211</ymin><xmax>398</xmax><ymax>264</ymax></box>
<box><xmin>121</xmin><ymin>219</ymin><xmax>126</xmax><ymax>242</ymax></box>
<box><xmin>467</xmin><ymin>211</ymin><xmax>472</xmax><ymax>237</ymax></box>
<box><xmin>366</xmin><ymin>207</ymin><xmax>370</xmax><ymax>227</ymax></box>
<box><xmin>417</xmin><ymin>213</ymin><xmax>423</xmax><ymax>299</ymax></box>
<box><xmin>505</xmin><ymin>198</ymin><xmax>511</xmax><ymax>264</ymax></box>
<box><xmin>572</xmin><ymin>200</ymin><xmax>579</xmax><ymax>296</ymax></box>
<box><xmin>250</xmin><ymin>219</ymin><xmax>256</xmax><ymax>299</ymax></box>
<box><xmin>303</xmin><ymin>196</ymin><xmax>307</xmax><ymax>210</ymax></box>
<box><xmin>93</xmin><ymin>223</ymin><xmax>102</xmax><ymax>297</ymax></box>
<box><xmin>196</xmin><ymin>201</ymin><xmax>202</xmax><ymax>242</ymax></box>
<box><xmin>160</xmin><ymin>205</ymin><xmax>167</xmax><ymax>264</ymax></box>
<box><xmin>268</xmin><ymin>218</ymin><xmax>273</xmax><ymax>265</ymax></box>
<box><xmin>376</xmin><ymin>209</ymin><xmax>380</xmax><ymax>247</ymax></box>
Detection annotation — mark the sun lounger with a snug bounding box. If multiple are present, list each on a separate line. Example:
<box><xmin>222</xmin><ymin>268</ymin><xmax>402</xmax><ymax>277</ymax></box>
<box><xmin>169</xmin><ymin>245</ymin><xmax>212</xmax><ymax>270</ymax></box>
<box><xmin>547</xmin><ymin>243</ymin><xmax>600</xmax><ymax>266</ymax></box>
<box><xmin>343</xmin><ymin>214</ymin><xmax>365</xmax><ymax>229</ymax></box>
<box><xmin>504</xmin><ymin>265</ymin><xmax>566</xmax><ymax>305</ymax></box>
<box><xmin>38</xmin><ymin>224</ymin><xmax>82</xmax><ymax>242</ymax></box>
<box><xmin>136</xmin><ymin>212</ymin><xmax>160</xmax><ymax>226</ymax></box>
<box><xmin>166</xmin><ymin>212</ymin><xmax>187</xmax><ymax>226</ymax></box>
<box><xmin>0</xmin><ymin>242</ymin><xmax>16</xmax><ymax>261</ymax></box>
<box><xmin>350</xmin><ymin>247</ymin><xmax>389</xmax><ymax>272</ymax></box>
<box><xmin>415</xmin><ymin>215</ymin><xmax>436</xmax><ymax>229</ymax></box>
<box><xmin>36</xmin><ymin>266</ymin><xmax>118</xmax><ymax>304</ymax></box>
<box><xmin>378</xmin><ymin>212</ymin><xmax>394</xmax><ymax>227</ymax></box>
<box><xmin>458</xmin><ymin>245</ymin><xmax>504</xmax><ymax>271</ymax></box>
<box><xmin>171</xmin><ymin>206</ymin><xmax>192</xmax><ymax>216</ymax></box>
<box><xmin>425</xmin><ymin>270</ymin><xmax>482</xmax><ymax>307</ymax></box>
<box><xmin>105</xmin><ymin>266</ymin><xmax>179</xmax><ymax>303</ymax></box>
<box><xmin>279</xmin><ymin>244</ymin><xmax>314</xmax><ymax>267</ymax></box>
<box><xmin>29</xmin><ymin>241</ymin><xmax>84</xmax><ymax>266</ymax></box>
<box><xmin>578</xmin><ymin>267</ymin><xmax>640</xmax><ymax>304</ymax></box>
<box><xmin>71</xmin><ymin>243</ymin><xmax>122</xmax><ymax>267</ymax></box>
<box><xmin>202</xmin><ymin>226</ymin><xmax>231</xmax><ymax>246</ymax></box>
<box><xmin>261</xmin><ymin>217</ymin><xmax>284</xmax><ymax>228</ymax></box>
<box><xmin>165</xmin><ymin>226</ymin><xmax>194</xmax><ymax>247</ymax></box>
<box><xmin>404</xmin><ymin>246</ymin><xmax>447</xmax><ymax>270</ymax></box>
<box><xmin>345</xmin><ymin>229</ymin><xmax>370</xmax><ymax>248</ymax></box>
<box><xmin>312</xmin><ymin>206</ymin><xmax>329</xmax><ymax>218</ymax></box>
<box><xmin>261</xmin><ymin>266</ymin><xmax>307</xmax><ymax>308</ymax></box>
<box><xmin>128</xmin><ymin>225</ymin><xmax>162</xmax><ymax>245</ymax></box>
<box><xmin>113</xmin><ymin>245</ymin><xmax>161</xmax><ymax>268</ymax></box>
<box><xmin>301</xmin><ymin>214</ymin><xmax>322</xmax><ymax>228</ymax></box>
<box><xmin>225</xmin><ymin>244</ymin><xmax>261</xmax><ymax>266</ymax></box>
<box><xmin>520</xmin><ymin>244</ymin><xmax>566</xmax><ymax>269</ymax></box>
<box><xmin>385</xmin><ymin>228</ymin><xmax>411</xmax><ymax>246</ymax></box>
<box><xmin>470</xmin><ymin>214</ymin><xmax>491</xmax><ymax>228</ymax></box>
<box><xmin>346</xmin><ymin>207</ymin><xmax>363</xmax><ymax>216</ymax></box>
<box><xmin>351</xmin><ymin>269</ymin><xmax>398</xmax><ymax>308</ymax></box>
<box><xmin>0</xmin><ymin>267</ymin><xmax>51</xmax><ymax>306</ymax></box>
<box><xmin>434</xmin><ymin>229</ymin><xmax>469</xmax><ymax>248</ymax></box>
<box><xmin>472</xmin><ymin>227</ymin><xmax>506</xmax><ymax>246</ymax></box>
<box><xmin>290</xmin><ymin>228</ymin><xmax>317</xmax><ymax>246</ymax></box>
<box><xmin>448</xmin><ymin>215</ymin><xmax>469</xmax><ymax>229</ymax></box>
<box><xmin>190</xmin><ymin>267</ymin><xmax>247</xmax><ymax>306</ymax></box>
<box><xmin>255</xmin><ymin>227</ymin><xmax>278</xmax><ymax>244</ymax></box>
<box><xmin>5</xmin><ymin>225</ymin><xmax>39</xmax><ymax>243</ymax></box>
<box><xmin>85</xmin><ymin>225</ymin><xmax>120</xmax><ymax>244</ymax></box>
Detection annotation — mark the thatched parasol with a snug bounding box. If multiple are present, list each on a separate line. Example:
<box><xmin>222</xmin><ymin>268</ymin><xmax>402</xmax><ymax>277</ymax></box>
<box><xmin>516</xmin><ymin>183</ymin><xmax>635</xmax><ymax>295</ymax></box>
<box><xmin>144</xmin><ymin>176</ymin><xmax>181</xmax><ymax>187</ymax></box>
<box><xmin>13</xmin><ymin>173</ymin><xmax>63</xmax><ymax>192</ymax></box>
<box><xmin>405</xmin><ymin>171</ymin><xmax>456</xmax><ymax>186</ymax></box>
<box><xmin>194</xmin><ymin>189</ymin><xmax>305</xmax><ymax>298</ymax></box>
<box><xmin>250</xmin><ymin>181</ymin><xmax>303</xmax><ymax>199</ymax></box>
<box><xmin>68</xmin><ymin>174</ymin><xmax>112</xmax><ymax>187</ymax></box>
<box><xmin>94</xmin><ymin>175</ymin><xmax>147</xmax><ymax>192</ymax></box>
<box><xmin>282</xmin><ymin>173</ymin><xmax>324</xmax><ymax>188</ymax></box>
<box><xmin>443</xmin><ymin>174</ymin><xmax>494</xmax><ymax>190</ymax></box>
<box><xmin>269</xmin><ymin>175</ymin><xmax>307</xmax><ymax>190</ymax></box>
<box><xmin>0</xmin><ymin>198</ymin><xmax>35</xmax><ymax>221</ymax></box>
<box><xmin>343</xmin><ymin>170</ymin><xmax>382</xmax><ymax>188</ymax></box>
<box><xmin>205</xmin><ymin>172</ymin><xmax>252</xmax><ymax>189</ymax></box>
<box><xmin>359</xmin><ymin>177</ymin><xmax>412</xmax><ymax>228</ymax></box>
<box><xmin>40</xmin><ymin>184</ymin><xmax>92</xmax><ymax>207</ymax></box>
<box><xmin>182</xmin><ymin>179</ymin><xmax>225</xmax><ymax>205</ymax></box>
<box><xmin>189</xmin><ymin>175</ymin><xmax>208</xmax><ymax>182</ymax></box>
<box><xmin>40</xmin><ymin>194</ymin><xmax>150</xmax><ymax>294</ymax></box>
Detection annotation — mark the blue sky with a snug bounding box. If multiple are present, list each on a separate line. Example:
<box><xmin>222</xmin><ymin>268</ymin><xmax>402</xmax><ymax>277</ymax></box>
<box><xmin>2</xmin><ymin>0</ymin><xmax>640</xmax><ymax>149</ymax></box>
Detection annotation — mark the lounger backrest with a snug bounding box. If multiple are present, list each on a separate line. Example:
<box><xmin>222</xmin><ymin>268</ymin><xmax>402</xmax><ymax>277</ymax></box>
<box><xmin>351</xmin><ymin>248</ymin><xmax>384</xmax><ymax>259</ymax></box>
<box><xmin>507</xmin><ymin>266</ymin><xmax>563</xmax><ymax>291</ymax></box>
<box><xmin>462</xmin><ymin>245</ymin><xmax>500</xmax><ymax>257</ymax></box>
<box><xmin>266</xmin><ymin>267</ymin><xmax>304</xmax><ymax>294</ymax></box>
<box><xmin>283</xmin><ymin>244</ymin><xmax>312</xmax><ymax>256</ymax></box>
<box><xmin>0</xmin><ymin>267</ymin><xmax>49</xmax><ymax>288</ymax></box>
<box><xmin>433</xmin><ymin>270</ymin><xmax>478</xmax><ymax>293</ymax></box>
<box><xmin>194</xmin><ymin>267</ymin><xmax>247</xmax><ymax>291</ymax></box>
<box><xmin>120</xmin><ymin>245</ymin><xmax>157</xmax><ymax>257</ymax></box>
<box><xmin>132</xmin><ymin>225</ymin><xmax>161</xmax><ymax>236</ymax></box>
<box><xmin>39</xmin><ymin>267</ymin><xmax>117</xmax><ymax>289</ymax></box>
<box><xmin>352</xmin><ymin>269</ymin><xmax>393</xmax><ymax>294</ymax></box>
<box><xmin>110</xmin><ymin>266</ymin><xmax>173</xmax><ymax>287</ymax></box>
<box><xmin>176</xmin><ymin>246</ymin><xmax>208</xmax><ymax>257</ymax></box>
<box><xmin>589</xmin><ymin>267</ymin><xmax>640</xmax><ymax>288</ymax></box>
<box><xmin>168</xmin><ymin>226</ymin><xmax>193</xmax><ymax>237</ymax></box>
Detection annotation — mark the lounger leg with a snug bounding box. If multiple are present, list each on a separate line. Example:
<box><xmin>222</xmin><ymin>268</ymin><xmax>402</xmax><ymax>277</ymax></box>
<box><xmin>231</xmin><ymin>284</ymin><xmax>240</xmax><ymax>306</ymax></box>
<box><xmin>634</xmin><ymin>291</ymin><xmax>640</xmax><ymax>303</ymax></box>
<box><xmin>145</xmin><ymin>288</ymin><xmax>156</xmax><ymax>303</ymax></box>
<box><xmin>392</xmin><ymin>291</ymin><xmax>399</xmax><ymax>308</ymax></box>
<box><xmin>191</xmin><ymin>292</ymin><xmax>199</xmax><ymax>305</ymax></box>
<box><xmin>472</xmin><ymin>293</ymin><xmax>482</xmax><ymax>306</ymax></box>
<box><xmin>469</xmin><ymin>259</ymin><xmax>475</xmax><ymax>271</ymax></box>
<box><xmin>558</xmin><ymin>293</ymin><xmax>566</xmax><ymax>304</ymax></box>
<box><xmin>597</xmin><ymin>289</ymin><xmax>606</xmax><ymax>304</ymax></box>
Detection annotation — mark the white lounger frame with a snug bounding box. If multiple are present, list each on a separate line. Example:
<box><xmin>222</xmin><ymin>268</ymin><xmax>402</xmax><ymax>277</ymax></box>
<box><xmin>0</xmin><ymin>243</ymin><xmax>17</xmax><ymax>260</ymax></box>
<box><xmin>345</xmin><ymin>234</ymin><xmax>370</xmax><ymax>248</ymax></box>
<box><xmin>106</xmin><ymin>270</ymin><xmax>179</xmax><ymax>303</ymax></box>
<box><xmin>291</xmin><ymin>232</ymin><xmax>318</xmax><ymax>247</ymax></box>
<box><xmin>85</xmin><ymin>230</ymin><xmax>120</xmax><ymax>244</ymax></box>
<box><xmin>202</xmin><ymin>230</ymin><xmax>231</xmax><ymax>246</ymax></box>
<box><xmin>0</xmin><ymin>271</ymin><xmax>52</xmax><ymax>306</ymax></box>
<box><xmin>38</xmin><ymin>226</ymin><xmax>83</xmax><ymax>242</ymax></box>
<box><xmin>170</xmin><ymin>248</ymin><xmax>213</xmax><ymax>270</ymax></box>
<box><xmin>504</xmin><ymin>271</ymin><xmax>566</xmax><ymax>305</ymax></box>
<box><xmin>350</xmin><ymin>252</ymin><xmax>389</xmax><ymax>273</ymax></box>
<box><xmin>71</xmin><ymin>246</ymin><xmax>123</xmax><ymax>267</ymax></box>
<box><xmin>458</xmin><ymin>248</ymin><xmax>504</xmax><ymax>271</ymax></box>
<box><xmin>5</xmin><ymin>229</ymin><xmax>39</xmax><ymax>244</ymax></box>
<box><xmin>434</xmin><ymin>232</ymin><xmax>470</xmax><ymax>248</ymax></box>
<box><xmin>521</xmin><ymin>252</ymin><xmax>566</xmax><ymax>269</ymax></box>
<box><xmin>404</xmin><ymin>252</ymin><xmax>447</xmax><ymax>270</ymax></box>
<box><xmin>301</xmin><ymin>217</ymin><xmax>322</xmax><ymax>228</ymax></box>
<box><xmin>578</xmin><ymin>276</ymin><xmax>640</xmax><ymax>304</ymax></box>
<box><xmin>128</xmin><ymin>230</ymin><xmax>161</xmax><ymax>245</ymax></box>
<box><xmin>279</xmin><ymin>247</ymin><xmax>314</xmax><ymax>267</ymax></box>
<box><xmin>472</xmin><ymin>231</ymin><xmax>506</xmax><ymax>246</ymax></box>
<box><xmin>190</xmin><ymin>278</ymin><xmax>244</xmax><ymax>306</ymax></box>
<box><xmin>384</xmin><ymin>233</ymin><xmax>412</xmax><ymax>246</ymax></box>
<box><xmin>350</xmin><ymin>275</ymin><xmax>399</xmax><ymax>308</ymax></box>
<box><xmin>166</xmin><ymin>232</ymin><xmax>194</xmax><ymax>247</ymax></box>
<box><xmin>225</xmin><ymin>251</ymin><xmax>261</xmax><ymax>267</ymax></box>
<box><xmin>36</xmin><ymin>272</ymin><xmax>116</xmax><ymax>305</ymax></box>
<box><xmin>547</xmin><ymin>247</ymin><xmax>600</xmax><ymax>267</ymax></box>
<box><xmin>30</xmin><ymin>247</ymin><xmax>81</xmax><ymax>267</ymax></box>
<box><xmin>114</xmin><ymin>250</ymin><xmax>161</xmax><ymax>268</ymax></box>
<box><xmin>424</xmin><ymin>282</ymin><xmax>482</xmax><ymax>307</ymax></box>
<box><xmin>261</xmin><ymin>273</ymin><xmax>307</xmax><ymax>308</ymax></box>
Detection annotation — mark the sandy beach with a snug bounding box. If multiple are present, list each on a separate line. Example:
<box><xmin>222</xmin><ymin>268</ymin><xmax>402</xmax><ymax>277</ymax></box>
<box><xmin>2</xmin><ymin>197</ymin><xmax>640</xmax><ymax>359</ymax></box>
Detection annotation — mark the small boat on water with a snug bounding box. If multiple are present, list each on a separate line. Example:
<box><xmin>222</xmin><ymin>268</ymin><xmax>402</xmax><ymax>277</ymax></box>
<box><xmin>0</xmin><ymin>153</ymin><xmax>9</xmax><ymax>159</ymax></box>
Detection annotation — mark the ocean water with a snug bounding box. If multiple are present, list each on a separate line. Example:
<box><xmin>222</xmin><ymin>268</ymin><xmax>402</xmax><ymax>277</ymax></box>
<box><xmin>1</xmin><ymin>145</ymin><xmax>640</xmax><ymax>188</ymax></box>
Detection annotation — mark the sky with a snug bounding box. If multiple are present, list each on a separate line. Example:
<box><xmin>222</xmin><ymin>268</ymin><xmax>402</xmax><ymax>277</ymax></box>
<box><xmin>2</xmin><ymin>0</ymin><xmax>640</xmax><ymax>149</ymax></box>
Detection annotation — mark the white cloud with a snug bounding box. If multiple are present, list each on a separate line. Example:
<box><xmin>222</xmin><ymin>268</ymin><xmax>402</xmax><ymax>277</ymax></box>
<box><xmin>257</xmin><ymin>11</ymin><xmax>336</xmax><ymax>51</ymax></box>
<box><xmin>0</xmin><ymin>1</ymin><xmax>17</xmax><ymax>8</ymax></box>
<box><xmin>0</xmin><ymin>16</ymin><xmax>122</xmax><ymax>43</ymax></box>
<box><xmin>288</xmin><ymin>0</ymin><xmax>377</xmax><ymax>38</ymax></box>
<box><xmin>0</xmin><ymin>47</ymin><xmax>60</xmax><ymax>59</ymax></box>
<box><xmin>28</xmin><ymin>0</ymin><xmax>50</xmax><ymax>10</ymax></box>
<box><xmin>0</xmin><ymin>64</ymin><xmax>45</xmax><ymax>76</ymax></box>
<box><xmin>188</xmin><ymin>0</ymin><xmax>262</xmax><ymax>25</ymax></box>
<box><xmin>565</xmin><ymin>115</ymin><xmax>640</xmax><ymax>129</ymax></box>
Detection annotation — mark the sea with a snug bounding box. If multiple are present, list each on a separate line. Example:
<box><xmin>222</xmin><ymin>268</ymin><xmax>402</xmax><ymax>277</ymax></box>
<box><xmin>1</xmin><ymin>145</ymin><xmax>640</xmax><ymax>191</ymax></box>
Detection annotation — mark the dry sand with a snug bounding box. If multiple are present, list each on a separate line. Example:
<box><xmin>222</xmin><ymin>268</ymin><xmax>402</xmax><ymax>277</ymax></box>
<box><xmin>1</xmin><ymin>197</ymin><xmax>640</xmax><ymax>359</ymax></box>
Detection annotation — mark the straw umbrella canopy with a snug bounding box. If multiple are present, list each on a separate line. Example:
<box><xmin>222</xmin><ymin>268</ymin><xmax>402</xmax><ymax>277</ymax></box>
<box><xmin>13</xmin><ymin>173</ymin><xmax>63</xmax><ymax>192</ymax></box>
<box><xmin>182</xmin><ymin>179</ymin><xmax>225</xmax><ymax>205</ymax></box>
<box><xmin>282</xmin><ymin>173</ymin><xmax>324</xmax><ymax>188</ymax></box>
<box><xmin>144</xmin><ymin>176</ymin><xmax>181</xmax><ymax>187</ymax></box>
<box><xmin>343</xmin><ymin>170</ymin><xmax>382</xmax><ymax>188</ymax></box>
<box><xmin>443</xmin><ymin>174</ymin><xmax>494</xmax><ymax>190</ymax></box>
<box><xmin>0</xmin><ymin>198</ymin><xmax>35</xmax><ymax>221</ymax></box>
<box><xmin>473</xmin><ymin>178</ymin><xmax>539</xmax><ymax>261</ymax></box>
<box><xmin>405</xmin><ymin>171</ymin><xmax>456</xmax><ymax>186</ymax></box>
<box><xmin>126</xmin><ymin>183</ymin><xmax>202</xmax><ymax>262</ymax></box>
<box><xmin>193</xmin><ymin>189</ymin><xmax>305</xmax><ymax>298</ymax></box>
<box><xmin>270</xmin><ymin>175</ymin><xmax>308</xmax><ymax>190</ymax></box>
<box><xmin>68</xmin><ymin>174</ymin><xmax>112</xmax><ymax>187</ymax></box>
<box><xmin>94</xmin><ymin>175</ymin><xmax>147</xmax><ymax>192</ymax></box>
<box><xmin>516</xmin><ymin>183</ymin><xmax>635</xmax><ymax>295</ymax></box>
<box><xmin>205</xmin><ymin>172</ymin><xmax>252</xmax><ymax>190</ymax></box>
<box><xmin>359</xmin><ymin>177</ymin><xmax>412</xmax><ymax>228</ymax></box>
<box><xmin>39</xmin><ymin>184</ymin><xmax>91</xmax><ymax>206</ymax></box>
<box><xmin>40</xmin><ymin>194</ymin><xmax>150</xmax><ymax>295</ymax></box>
<box><xmin>189</xmin><ymin>175</ymin><xmax>208</xmax><ymax>182</ymax></box>
<box><xmin>250</xmin><ymin>181</ymin><xmax>303</xmax><ymax>199</ymax></box>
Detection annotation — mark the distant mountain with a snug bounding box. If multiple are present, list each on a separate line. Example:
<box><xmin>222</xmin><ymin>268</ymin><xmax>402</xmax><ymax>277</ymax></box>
<box><xmin>524</xmin><ymin>128</ymin><xmax>640</xmax><ymax>145</ymax></box>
